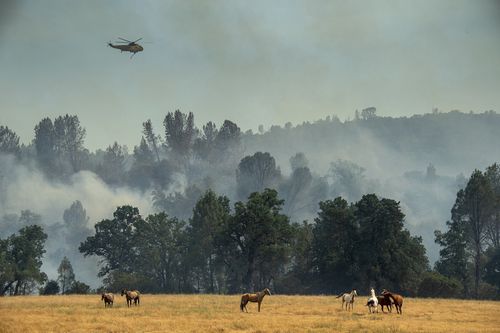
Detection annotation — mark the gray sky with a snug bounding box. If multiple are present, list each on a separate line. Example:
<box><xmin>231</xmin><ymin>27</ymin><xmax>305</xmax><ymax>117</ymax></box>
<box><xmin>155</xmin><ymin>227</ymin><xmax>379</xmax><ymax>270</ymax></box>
<box><xmin>1</xmin><ymin>0</ymin><xmax>500</xmax><ymax>150</ymax></box>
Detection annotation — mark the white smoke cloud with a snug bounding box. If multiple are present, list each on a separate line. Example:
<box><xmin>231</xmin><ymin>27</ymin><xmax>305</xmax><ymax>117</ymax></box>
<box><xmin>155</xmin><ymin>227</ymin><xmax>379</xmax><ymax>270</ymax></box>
<box><xmin>0</xmin><ymin>154</ymin><xmax>154</xmax><ymax>287</ymax></box>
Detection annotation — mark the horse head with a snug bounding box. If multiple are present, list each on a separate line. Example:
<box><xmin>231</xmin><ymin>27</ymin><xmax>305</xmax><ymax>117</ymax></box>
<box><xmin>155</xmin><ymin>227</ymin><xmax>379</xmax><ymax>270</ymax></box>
<box><xmin>264</xmin><ymin>288</ymin><xmax>271</xmax><ymax>296</ymax></box>
<box><xmin>352</xmin><ymin>289</ymin><xmax>357</xmax><ymax>296</ymax></box>
<box><xmin>101</xmin><ymin>293</ymin><xmax>105</xmax><ymax>300</ymax></box>
<box><xmin>121</xmin><ymin>289</ymin><xmax>127</xmax><ymax>296</ymax></box>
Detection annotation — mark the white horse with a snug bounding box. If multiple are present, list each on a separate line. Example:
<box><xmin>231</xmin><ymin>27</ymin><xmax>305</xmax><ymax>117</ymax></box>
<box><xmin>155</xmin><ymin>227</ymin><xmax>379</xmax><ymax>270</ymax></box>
<box><xmin>336</xmin><ymin>289</ymin><xmax>357</xmax><ymax>311</ymax></box>
<box><xmin>366</xmin><ymin>288</ymin><xmax>378</xmax><ymax>313</ymax></box>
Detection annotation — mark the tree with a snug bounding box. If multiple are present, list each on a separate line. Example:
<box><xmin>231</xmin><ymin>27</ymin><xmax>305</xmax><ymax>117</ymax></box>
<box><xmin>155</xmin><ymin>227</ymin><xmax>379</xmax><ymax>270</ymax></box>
<box><xmin>312</xmin><ymin>197</ymin><xmax>358</xmax><ymax>292</ymax></box>
<box><xmin>163</xmin><ymin>110</ymin><xmax>196</xmax><ymax>157</ymax></box>
<box><xmin>0</xmin><ymin>238</ymin><xmax>14</xmax><ymax>295</ymax></box>
<box><xmin>142</xmin><ymin>119</ymin><xmax>161</xmax><ymax>163</ymax></box>
<box><xmin>57</xmin><ymin>256</ymin><xmax>75</xmax><ymax>294</ymax></box>
<box><xmin>128</xmin><ymin>137</ymin><xmax>156</xmax><ymax>190</ymax></box>
<box><xmin>1</xmin><ymin>225</ymin><xmax>48</xmax><ymax>295</ymax></box>
<box><xmin>153</xmin><ymin>185</ymin><xmax>203</xmax><ymax>220</ymax></box>
<box><xmin>223</xmin><ymin>189</ymin><xmax>294</xmax><ymax>291</ymax></box>
<box><xmin>282</xmin><ymin>167</ymin><xmax>313</xmax><ymax>216</ymax></box>
<box><xmin>355</xmin><ymin>194</ymin><xmax>428</xmax><ymax>293</ymax></box>
<box><xmin>33</xmin><ymin>117</ymin><xmax>56</xmax><ymax>173</ymax></box>
<box><xmin>0</xmin><ymin>126</ymin><xmax>20</xmax><ymax>156</ymax></box>
<box><xmin>79</xmin><ymin>206</ymin><xmax>142</xmax><ymax>277</ymax></box>
<box><xmin>289</xmin><ymin>152</ymin><xmax>308</xmax><ymax>171</ymax></box>
<box><xmin>215</xmin><ymin>120</ymin><xmax>241</xmax><ymax>154</ymax></box>
<box><xmin>236</xmin><ymin>152</ymin><xmax>281</xmax><ymax>199</ymax></box>
<box><xmin>329</xmin><ymin>159</ymin><xmax>367</xmax><ymax>202</ymax></box>
<box><xmin>483</xmin><ymin>247</ymin><xmax>500</xmax><ymax>291</ymax></box>
<box><xmin>187</xmin><ymin>190</ymin><xmax>231</xmax><ymax>293</ymax></box>
<box><xmin>68</xmin><ymin>281</ymin><xmax>91</xmax><ymax>294</ymax></box>
<box><xmin>63</xmin><ymin>200</ymin><xmax>91</xmax><ymax>246</ymax></box>
<box><xmin>426</xmin><ymin>163</ymin><xmax>437</xmax><ymax>181</ymax></box>
<box><xmin>417</xmin><ymin>272</ymin><xmax>463</xmax><ymax>298</ymax></box>
<box><xmin>97</xmin><ymin>142</ymin><xmax>126</xmax><ymax>185</ymax></box>
<box><xmin>53</xmin><ymin>114</ymin><xmax>87</xmax><ymax>173</ymax></box>
<box><xmin>40</xmin><ymin>280</ymin><xmax>60</xmax><ymax>295</ymax></box>
<box><xmin>134</xmin><ymin>212</ymin><xmax>187</xmax><ymax>293</ymax></box>
<box><xmin>276</xmin><ymin>221</ymin><xmax>314</xmax><ymax>294</ymax></box>
<box><xmin>361</xmin><ymin>107</ymin><xmax>377</xmax><ymax>120</ymax></box>
<box><xmin>33</xmin><ymin>115</ymin><xmax>87</xmax><ymax>176</ymax></box>
<box><xmin>484</xmin><ymin>163</ymin><xmax>500</xmax><ymax>248</ymax></box>
<box><xmin>434</xmin><ymin>218</ymin><xmax>470</xmax><ymax>297</ymax></box>
<box><xmin>193</xmin><ymin>121</ymin><xmax>218</xmax><ymax>160</ymax></box>
<box><xmin>453</xmin><ymin>170</ymin><xmax>494</xmax><ymax>298</ymax></box>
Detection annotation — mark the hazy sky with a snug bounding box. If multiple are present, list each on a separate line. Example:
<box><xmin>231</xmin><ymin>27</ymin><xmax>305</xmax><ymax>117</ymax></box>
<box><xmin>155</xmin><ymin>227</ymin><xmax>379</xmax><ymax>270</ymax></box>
<box><xmin>1</xmin><ymin>0</ymin><xmax>500</xmax><ymax>150</ymax></box>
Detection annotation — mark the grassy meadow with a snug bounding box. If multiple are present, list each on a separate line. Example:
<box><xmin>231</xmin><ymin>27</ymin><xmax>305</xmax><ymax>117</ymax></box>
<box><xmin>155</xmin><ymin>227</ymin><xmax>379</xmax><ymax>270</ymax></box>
<box><xmin>1</xmin><ymin>294</ymin><xmax>499</xmax><ymax>333</ymax></box>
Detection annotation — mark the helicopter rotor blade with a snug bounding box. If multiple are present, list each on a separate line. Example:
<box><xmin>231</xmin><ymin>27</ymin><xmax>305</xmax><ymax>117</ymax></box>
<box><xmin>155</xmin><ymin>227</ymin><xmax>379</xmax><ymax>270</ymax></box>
<box><xmin>118</xmin><ymin>37</ymin><xmax>132</xmax><ymax>43</ymax></box>
<box><xmin>132</xmin><ymin>38</ymin><xmax>143</xmax><ymax>43</ymax></box>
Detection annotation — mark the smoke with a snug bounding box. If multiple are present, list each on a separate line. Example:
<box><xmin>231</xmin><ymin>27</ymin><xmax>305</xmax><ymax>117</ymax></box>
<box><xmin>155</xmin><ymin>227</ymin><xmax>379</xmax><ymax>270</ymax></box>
<box><xmin>243</xmin><ymin>113</ymin><xmax>500</xmax><ymax>263</ymax></box>
<box><xmin>0</xmin><ymin>154</ymin><xmax>154</xmax><ymax>287</ymax></box>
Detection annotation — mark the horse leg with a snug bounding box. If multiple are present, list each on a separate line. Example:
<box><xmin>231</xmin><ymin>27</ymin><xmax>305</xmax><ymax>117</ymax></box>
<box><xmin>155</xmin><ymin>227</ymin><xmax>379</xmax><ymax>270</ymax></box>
<box><xmin>258</xmin><ymin>301</ymin><xmax>261</xmax><ymax>312</ymax></box>
<box><xmin>242</xmin><ymin>300</ymin><xmax>248</xmax><ymax>313</ymax></box>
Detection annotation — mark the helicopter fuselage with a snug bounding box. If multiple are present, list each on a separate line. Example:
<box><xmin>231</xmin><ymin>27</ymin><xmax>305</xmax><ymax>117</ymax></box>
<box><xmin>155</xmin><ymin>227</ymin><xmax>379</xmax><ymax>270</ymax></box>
<box><xmin>108</xmin><ymin>43</ymin><xmax>143</xmax><ymax>54</ymax></box>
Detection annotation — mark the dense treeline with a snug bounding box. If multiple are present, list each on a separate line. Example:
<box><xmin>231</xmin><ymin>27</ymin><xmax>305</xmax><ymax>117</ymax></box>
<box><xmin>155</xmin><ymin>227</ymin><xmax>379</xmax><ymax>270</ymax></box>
<box><xmin>1</xmin><ymin>109</ymin><xmax>500</xmax><ymax>297</ymax></box>
<box><xmin>78</xmin><ymin>190</ymin><xmax>428</xmax><ymax>295</ymax></box>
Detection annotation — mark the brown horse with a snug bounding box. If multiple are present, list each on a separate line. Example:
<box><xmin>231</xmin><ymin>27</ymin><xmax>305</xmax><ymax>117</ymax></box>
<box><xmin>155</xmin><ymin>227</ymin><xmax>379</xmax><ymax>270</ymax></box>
<box><xmin>121</xmin><ymin>289</ymin><xmax>140</xmax><ymax>307</ymax></box>
<box><xmin>101</xmin><ymin>292</ymin><xmax>114</xmax><ymax>307</ymax></box>
<box><xmin>377</xmin><ymin>295</ymin><xmax>392</xmax><ymax>313</ymax></box>
<box><xmin>381</xmin><ymin>289</ymin><xmax>403</xmax><ymax>314</ymax></box>
<box><xmin>240</xmin><ymin>288</ymin><xmax>271</xmax><ymax>312</ymax></box>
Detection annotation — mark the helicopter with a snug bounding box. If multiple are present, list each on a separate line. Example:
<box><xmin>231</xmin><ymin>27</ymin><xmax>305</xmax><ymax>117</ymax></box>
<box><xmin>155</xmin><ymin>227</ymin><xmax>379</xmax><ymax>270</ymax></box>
<box><xmin>108</xmin><ymin>37</ymin><xmax>144</xmax><ymax>58</ymax></box>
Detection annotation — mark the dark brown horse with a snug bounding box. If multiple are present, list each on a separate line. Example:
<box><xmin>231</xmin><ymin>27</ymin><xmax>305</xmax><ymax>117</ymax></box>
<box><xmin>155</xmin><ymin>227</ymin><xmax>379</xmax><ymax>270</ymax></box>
<box><xmin>381</xmin><ymin>289</ymin><xmax>403</xmax><ymax>314</ymax></box>
<box><xmin>240</xmin><ymin>288</ymin><xmax>271</xmax><ymax>312</ymax></box>
<box><xmin>121</xmin><ymin>289</ymin><xmax>140</xmax><ymax>307</ymax></box>
<box><xmin>377</xmin><ymin>295</ymin><xmax>392</xmax><ymax>313</ymax></box>
<box><xmin>101</xmin><ymin>292</ymin><xmax>114</xmax><ymax>307</ymax></box>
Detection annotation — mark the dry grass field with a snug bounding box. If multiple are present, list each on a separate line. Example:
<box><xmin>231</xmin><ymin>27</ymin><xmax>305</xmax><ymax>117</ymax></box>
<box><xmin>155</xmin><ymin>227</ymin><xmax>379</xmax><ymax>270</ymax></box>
<box><xmin>1</xmin><ymin>294</ymin><xmax>500</xmax><ymax>333</ymax></box>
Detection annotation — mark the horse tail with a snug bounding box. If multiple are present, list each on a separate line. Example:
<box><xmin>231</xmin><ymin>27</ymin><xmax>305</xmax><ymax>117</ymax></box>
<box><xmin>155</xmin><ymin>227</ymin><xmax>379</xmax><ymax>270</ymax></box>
<box><xmin>240</xmin><ymin>295</ymin><xmax>247</xmax><ymax>311</ymax></box>
<box><xmin>336</xmin><ymin>293</ymin><xmax>344</xmax><ymax>298</ymax></box>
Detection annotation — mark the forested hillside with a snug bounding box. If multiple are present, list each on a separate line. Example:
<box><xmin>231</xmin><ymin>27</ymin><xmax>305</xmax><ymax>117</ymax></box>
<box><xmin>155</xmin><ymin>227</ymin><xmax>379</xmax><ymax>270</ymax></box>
<box><xmin>1</xmin><ymin>109</ymin><xmax>499</xmax><ymax>296</ymax></box>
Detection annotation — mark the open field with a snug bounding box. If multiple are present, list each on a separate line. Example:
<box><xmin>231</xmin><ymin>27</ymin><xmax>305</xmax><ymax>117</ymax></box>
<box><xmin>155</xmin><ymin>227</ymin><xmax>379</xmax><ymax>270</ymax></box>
<box><xmin>1</xmin><ymin>294</ymin><xmax>500</xmax><ymax>333</ymax></box>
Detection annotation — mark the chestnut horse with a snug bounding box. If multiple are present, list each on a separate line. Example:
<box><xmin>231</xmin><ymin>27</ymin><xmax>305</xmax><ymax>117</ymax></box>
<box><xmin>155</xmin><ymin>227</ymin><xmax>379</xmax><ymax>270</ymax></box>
<box><xmin>381</xmin><ymin>289</ymin><xmax>403</xmax><ymax>314</ymax></box>
<box><xmin>101</xmin><ymin>292</ymin><xmax>114</xmax><ymax>307</ymax></box>
<box><xmin>240</xmin><ymin>288</ymin><xmax>271</xmax><ymax>312</ymax></box>
<box><xmin>121</xmin><ymin>289</ymin><xmax>140</xmax><ymax>307</ymax></box>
